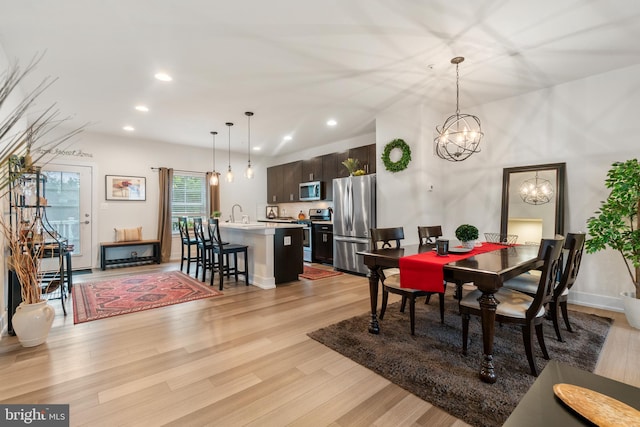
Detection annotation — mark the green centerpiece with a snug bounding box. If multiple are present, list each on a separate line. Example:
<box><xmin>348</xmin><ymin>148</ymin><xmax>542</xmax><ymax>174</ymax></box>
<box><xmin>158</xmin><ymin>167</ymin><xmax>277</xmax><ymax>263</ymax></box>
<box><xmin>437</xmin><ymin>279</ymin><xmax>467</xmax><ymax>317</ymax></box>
<box><xmin>455</xmin><ymin>224</ymin><xmax>479</xmax><ymax>248</ymax></box>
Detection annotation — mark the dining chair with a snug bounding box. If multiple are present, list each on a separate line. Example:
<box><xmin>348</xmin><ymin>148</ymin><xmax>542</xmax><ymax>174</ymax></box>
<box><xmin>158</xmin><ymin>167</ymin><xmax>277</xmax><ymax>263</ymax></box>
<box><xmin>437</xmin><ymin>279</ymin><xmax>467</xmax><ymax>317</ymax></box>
<box><xmin>503</xmin><ymin>232</ymin><xmax>586</xmax><ymax>342</ymax></box>
<box><xmin>193</xmin><ymin>217</ymin><xmax>215</xmax><ymax>282</ymax></box>
<box><xmin>178</xmin><ymin>216</ymin><xmax>198</xmax><ymax>274</ymax></box>
<box><xmin>417</xmin><ymin>225</ymin><xmax>442</xmax><ymax>246</ymax></box>
<box><xmin>372</xmin><ymin>227</ymin><xmax>445</xmax><ymax>335</ymax></box>
<box><xmin>459</xmin><ymin>236</ymin><xmax>564</xmax><ymax>376</ymax></box>
<box><xmin>417</xmin><ymin>225</ymin><xmax>448</xmax><ymax>305</ymax></box>
<box><xmin>208</xmin><ymin>218</ymin><xmax>250</xmax><ymax>290</ymax></box>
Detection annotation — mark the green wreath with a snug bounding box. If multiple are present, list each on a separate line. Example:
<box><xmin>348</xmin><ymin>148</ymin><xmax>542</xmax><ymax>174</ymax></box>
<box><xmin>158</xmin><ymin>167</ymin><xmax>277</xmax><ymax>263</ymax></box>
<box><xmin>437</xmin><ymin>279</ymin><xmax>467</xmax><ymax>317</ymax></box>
<box><xmin>381</xmin><ymin>139</ymin><xmax>411</xmax><ymax>172</ymax></box>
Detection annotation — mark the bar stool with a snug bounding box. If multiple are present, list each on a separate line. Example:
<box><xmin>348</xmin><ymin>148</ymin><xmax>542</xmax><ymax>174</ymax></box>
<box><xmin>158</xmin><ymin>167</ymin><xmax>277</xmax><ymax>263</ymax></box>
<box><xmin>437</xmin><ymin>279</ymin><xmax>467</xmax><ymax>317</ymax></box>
<box><xmin>193</xmin><ymin>217</ymin><xmax>214</xmax><ymax>282</ymax></box>
<box><xmin>208</xmin><ymin>218</ymin><xmax>250</xmax><ymax>290</ymax></box>
<box><xmin>178</xmin><ymin>216</ymin><xmax>198</xmax><ymax>274</ymax></box>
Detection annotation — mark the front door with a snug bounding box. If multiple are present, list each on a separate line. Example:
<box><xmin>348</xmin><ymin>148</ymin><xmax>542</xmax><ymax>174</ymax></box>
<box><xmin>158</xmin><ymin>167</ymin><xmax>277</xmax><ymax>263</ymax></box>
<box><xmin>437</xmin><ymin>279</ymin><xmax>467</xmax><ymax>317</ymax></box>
<box><xmin>41</xmin><ymin>164</ymin><xmax>93</xmax><ymax>270</ymax></box>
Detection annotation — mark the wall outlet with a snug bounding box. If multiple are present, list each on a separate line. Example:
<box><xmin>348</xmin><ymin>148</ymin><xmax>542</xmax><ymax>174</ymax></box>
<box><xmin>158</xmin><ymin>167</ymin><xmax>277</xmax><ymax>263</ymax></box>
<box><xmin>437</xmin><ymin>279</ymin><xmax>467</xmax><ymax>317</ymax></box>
<box><xmin>284</xmin><ymin>236</ymin><xmax>291</xmax><ymax>246</ymax></box>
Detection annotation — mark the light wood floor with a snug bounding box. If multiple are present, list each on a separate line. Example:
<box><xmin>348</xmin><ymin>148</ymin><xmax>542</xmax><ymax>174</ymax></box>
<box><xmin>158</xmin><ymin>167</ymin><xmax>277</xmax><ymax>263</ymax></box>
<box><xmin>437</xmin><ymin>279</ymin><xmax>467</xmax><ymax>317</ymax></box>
<box><xmin>1</xmin><ymin>262</ymin><xmax>639</xmax><ymax>426</ymax></box>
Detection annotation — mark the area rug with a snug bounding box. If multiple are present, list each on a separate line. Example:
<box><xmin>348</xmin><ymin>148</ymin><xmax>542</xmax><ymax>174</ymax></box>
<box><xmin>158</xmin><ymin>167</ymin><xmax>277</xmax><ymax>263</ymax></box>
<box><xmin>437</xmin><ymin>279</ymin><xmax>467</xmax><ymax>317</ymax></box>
<box><xmin>308</xmin><ymin>297</ymin><xmax>612</xmax><ymax>427</ymax></box>
<box><xmin>299</xmin><ymin>266</ymin><xmax>343</xmax><ymax>280</ymax></box>
<box><xmin>72</xmin><ymin>271</ymin><xmax>223</xmax><ymax>324</ymax></box>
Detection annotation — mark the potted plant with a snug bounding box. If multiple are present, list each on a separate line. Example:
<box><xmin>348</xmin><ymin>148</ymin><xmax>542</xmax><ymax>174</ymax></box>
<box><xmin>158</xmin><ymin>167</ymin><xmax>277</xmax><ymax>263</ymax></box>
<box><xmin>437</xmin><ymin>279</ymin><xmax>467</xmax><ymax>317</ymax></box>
<box><xmin>455</xmin><ymin>224</ymin><xmax>479</xmax><ymax>249</ymax></box>
<box><xmin>341</xmin><ymin>158</ymin><xmax>360</xmax><ymax>176</ymax></box>
<box><xmin>1</xmin><ymin>57</ymin><xmax>85</xmax><ymax>345</ymax></box>
<box><xmin>585</xmin><ymin>159</ymin><xmax>640</xmax><ymax>328</ymax></box>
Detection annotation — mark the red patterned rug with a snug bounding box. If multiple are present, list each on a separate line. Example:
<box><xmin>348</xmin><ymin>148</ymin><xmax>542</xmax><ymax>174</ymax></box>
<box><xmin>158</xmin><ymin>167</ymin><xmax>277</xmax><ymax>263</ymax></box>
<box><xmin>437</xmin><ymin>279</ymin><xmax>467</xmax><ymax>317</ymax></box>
<box><xmin>72</xmin><ymin>271</ymin><xmax>223</xmax><ymax>324</ymax></box>
<box><xmin>299</xmin><ymin>266</ymin><xmax>343</xmax><ymax>280</ymax></box>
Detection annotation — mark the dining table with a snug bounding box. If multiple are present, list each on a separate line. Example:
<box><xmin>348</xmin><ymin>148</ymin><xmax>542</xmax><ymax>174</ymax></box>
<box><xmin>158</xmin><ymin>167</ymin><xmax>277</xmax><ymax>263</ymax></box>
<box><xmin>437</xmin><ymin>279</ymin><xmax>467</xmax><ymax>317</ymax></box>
<box><xmin>358</xmin><ymin>242</ymin><xmax>542</xmax><ymax>383</ymax></box>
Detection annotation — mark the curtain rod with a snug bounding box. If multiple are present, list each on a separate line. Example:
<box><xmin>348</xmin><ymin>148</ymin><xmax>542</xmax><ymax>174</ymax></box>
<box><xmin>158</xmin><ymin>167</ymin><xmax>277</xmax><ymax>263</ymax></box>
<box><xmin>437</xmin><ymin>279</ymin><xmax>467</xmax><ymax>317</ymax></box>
<box><xmin>150</xmin><ymin>167</ymin><xmax>207</xmax><ymax>174</ymax></box>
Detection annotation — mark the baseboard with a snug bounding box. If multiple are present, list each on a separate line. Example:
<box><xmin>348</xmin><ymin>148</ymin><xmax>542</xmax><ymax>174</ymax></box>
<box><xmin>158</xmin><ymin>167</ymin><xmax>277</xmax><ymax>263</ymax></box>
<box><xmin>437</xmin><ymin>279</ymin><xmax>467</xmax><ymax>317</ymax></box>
<box><xmin>568</xmin><ymin>290</ymin><xmax>624</xmax><ymax>313</ymax></box>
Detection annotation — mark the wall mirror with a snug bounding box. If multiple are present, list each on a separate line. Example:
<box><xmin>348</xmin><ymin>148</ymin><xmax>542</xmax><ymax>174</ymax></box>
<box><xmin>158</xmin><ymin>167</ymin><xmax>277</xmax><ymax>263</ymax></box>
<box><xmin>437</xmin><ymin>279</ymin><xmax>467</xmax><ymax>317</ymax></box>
<box><xmin>500</xmin><ymin>163</ymin><xmax>566</xmax><ymax>244</ymax></box>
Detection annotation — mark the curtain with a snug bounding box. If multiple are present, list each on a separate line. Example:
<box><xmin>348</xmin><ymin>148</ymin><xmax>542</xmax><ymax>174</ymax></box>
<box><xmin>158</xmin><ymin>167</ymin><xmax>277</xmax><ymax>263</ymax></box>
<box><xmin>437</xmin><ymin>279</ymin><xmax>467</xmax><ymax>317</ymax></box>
<box><xmin>157</xmin><ymin>167</ymin><xmax>173</xmax><ymax>263</ymax></box>
<box><xmin>206</xmin><ymin>172</ymin><xmax>221</xmax><ymax>216</ymax></box>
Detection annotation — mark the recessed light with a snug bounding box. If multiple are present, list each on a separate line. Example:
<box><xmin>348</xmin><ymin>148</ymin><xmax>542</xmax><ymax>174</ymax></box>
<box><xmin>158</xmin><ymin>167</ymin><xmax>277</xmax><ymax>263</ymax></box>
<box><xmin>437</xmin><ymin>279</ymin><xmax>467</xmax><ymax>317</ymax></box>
<box><xmin>123</xmin><ymin>126</ymin><xmax>135</xmax><ymax>132</ymax></box>
<box><xmin>283</xmin><ymin>135</ymin><xmax>292</xmax><ymax>141</ymax></box>
<box><xmin>154</xmin><ymin>72</ymin><xmax>172</xmax><ymax>82</ymax></box>
<box><xmin>253</xmin><ymin>147</ymin><xmax>261</xmax><ymax>151</ymax></box>
<box><xmin>327</xmin><ymin>119</ymin><xmax>337</xmax><ymax>127</ymax></box>
<box><xmin>135</xmin><ymin>105</ymin><xmax>149</xmax><ymax>112</ymax></box>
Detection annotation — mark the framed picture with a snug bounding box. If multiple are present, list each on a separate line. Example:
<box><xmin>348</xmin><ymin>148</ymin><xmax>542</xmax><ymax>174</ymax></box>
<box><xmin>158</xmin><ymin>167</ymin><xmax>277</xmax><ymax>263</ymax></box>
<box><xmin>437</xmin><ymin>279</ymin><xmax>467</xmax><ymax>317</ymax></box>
<box><xmin>105</xmin><ymin>175</ymin><xmax>146</xmax><ymax>201</ymax></box>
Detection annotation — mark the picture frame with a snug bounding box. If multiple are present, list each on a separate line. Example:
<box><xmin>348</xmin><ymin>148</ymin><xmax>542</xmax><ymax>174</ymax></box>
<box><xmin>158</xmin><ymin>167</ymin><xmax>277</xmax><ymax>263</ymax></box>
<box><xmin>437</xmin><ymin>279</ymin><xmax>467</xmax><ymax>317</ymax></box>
<box><xmin>105</xmin><ymin>175</ymin><xmax>146</xmax><ymax>201</ymax></box>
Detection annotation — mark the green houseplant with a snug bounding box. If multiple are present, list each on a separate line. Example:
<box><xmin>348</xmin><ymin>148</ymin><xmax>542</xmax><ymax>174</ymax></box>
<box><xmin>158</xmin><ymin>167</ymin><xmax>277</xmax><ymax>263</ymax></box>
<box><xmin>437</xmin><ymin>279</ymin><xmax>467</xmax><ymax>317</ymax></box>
<box><xmin>455</xmin><ymin>224</ymin><xmax>479</xmax><ymax>248</ymax></box>
<box><xmin>586</xmin><ymin>159</ymin><xmax>640</xmax><ymax>327</ymax></box>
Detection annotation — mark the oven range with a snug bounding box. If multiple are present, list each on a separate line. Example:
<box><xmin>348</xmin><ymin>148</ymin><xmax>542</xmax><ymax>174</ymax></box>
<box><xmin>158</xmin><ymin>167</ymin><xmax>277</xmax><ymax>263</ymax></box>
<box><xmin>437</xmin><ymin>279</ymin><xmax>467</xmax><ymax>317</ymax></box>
<box><xmin>298</xmin><ymin>208</ymin><xmax>331</xmax><ymax>262</ymax></box>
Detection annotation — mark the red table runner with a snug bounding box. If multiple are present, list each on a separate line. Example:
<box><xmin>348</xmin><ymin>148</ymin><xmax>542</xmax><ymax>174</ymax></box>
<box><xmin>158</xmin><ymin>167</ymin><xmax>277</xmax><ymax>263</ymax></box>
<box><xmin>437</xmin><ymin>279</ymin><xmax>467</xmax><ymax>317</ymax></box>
<box><xmin>399</xmin><ymin>242</ymin><xmax>505</xmax><ymax>292</ymax></box>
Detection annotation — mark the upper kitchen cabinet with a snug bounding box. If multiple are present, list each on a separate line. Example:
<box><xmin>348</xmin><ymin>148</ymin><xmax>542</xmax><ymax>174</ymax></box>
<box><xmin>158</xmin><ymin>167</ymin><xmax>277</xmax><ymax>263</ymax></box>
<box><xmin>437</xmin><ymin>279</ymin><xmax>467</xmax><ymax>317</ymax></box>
<box><xmin>321</xmin><ymin>153</ymin><xmax>338</xmax><ymax>201</ymax></box>
<box><xmin>267</xmin><ymin>164</ymin><xmax>284</xmax><ymax>203</ymax></box>
<box><xmin>348</xmin><ymin>144</ymin><xmax>376</xmax><ymax>174</ymax></box>
<box><xmin>282</xmin><ymin>160</ymin><xmax>302</xmax><ymax>202</ymax></box>
<box><xmin>301</xmin><ymin>156</ymin><xmax>323</xmax><ymax>182</ymax></box>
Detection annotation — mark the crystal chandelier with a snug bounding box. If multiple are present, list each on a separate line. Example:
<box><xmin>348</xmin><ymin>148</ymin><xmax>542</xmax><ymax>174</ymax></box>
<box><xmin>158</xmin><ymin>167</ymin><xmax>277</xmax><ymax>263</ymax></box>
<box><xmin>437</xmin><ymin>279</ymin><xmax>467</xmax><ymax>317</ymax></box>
<box><xmin>519</xmin><ymin>172</ymin><xmax>553</xmax><ymax>205</ymax></box>
<box><xmin>434</xmin><ymin>57</ymin><xmax>483</xmax><ymax>162</ymax></box>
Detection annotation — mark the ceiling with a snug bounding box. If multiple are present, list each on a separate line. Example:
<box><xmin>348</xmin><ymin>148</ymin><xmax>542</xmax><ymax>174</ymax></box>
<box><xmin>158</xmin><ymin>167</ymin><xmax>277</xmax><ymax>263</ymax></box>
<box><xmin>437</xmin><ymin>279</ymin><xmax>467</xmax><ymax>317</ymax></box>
<box><xmin>2</xmin><ymin>0</ymin><xmax>640</xmax><ymax>157</ymax></box>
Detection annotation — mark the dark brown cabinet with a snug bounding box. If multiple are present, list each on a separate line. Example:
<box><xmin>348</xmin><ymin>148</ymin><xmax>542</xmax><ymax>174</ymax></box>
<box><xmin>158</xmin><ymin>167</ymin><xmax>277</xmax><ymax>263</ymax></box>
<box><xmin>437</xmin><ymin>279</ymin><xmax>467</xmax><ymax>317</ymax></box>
<box><xmin>274</xmin><ymin>227</ymin><xmax>304</xmax><ymax>283</ymax></box>
<box><xmin>302</xmin><ymin>156</ymin><xmax>322</xmax><ymax>182</ymax></box>
<box><xmin>312</xmin><ymin>223</ymin><xmax>333</xmax><ymax>264</ymax></box>
<box><xmin>283</xmin><ymin>161</ymin><xmax>302</xmax><ymax>202</ymax></box>
<box><xmin>266</xmin><ymin>164</ymin><xmax>284</xmax><ymax>203</ymax></box>
<box><xmin>321</xmin><ymin>153</ymin><xmax>337</xmax><ymax>201</ymax></box>
<box><xmin>266</xmin><ymin>144</ymin><xmax>375</xmax><ymax>203</ymax></box>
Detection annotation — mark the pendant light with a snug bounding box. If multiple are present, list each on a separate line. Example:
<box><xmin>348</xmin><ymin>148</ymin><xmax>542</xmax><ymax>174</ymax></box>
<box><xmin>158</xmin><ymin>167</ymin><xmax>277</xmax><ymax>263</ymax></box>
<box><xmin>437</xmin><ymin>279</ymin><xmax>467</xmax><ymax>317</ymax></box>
<box><xmin>225</xmin><ymin>122</ymin><xmax>234</xmax><ymax>182</ymax></box>
<box><xmin>434</xmin><ymin>57</ymin><xmax>483</xmax><ymax>162</ymax></box>
<box><xmin>245</xmin><ymin>111</ymin><xmax>254</xmax><ymax>179</ymax></box>
<box><xmin>209</xmin><ymin>131</ymin><xmax>219</xmax><ymax>186</ymax></box>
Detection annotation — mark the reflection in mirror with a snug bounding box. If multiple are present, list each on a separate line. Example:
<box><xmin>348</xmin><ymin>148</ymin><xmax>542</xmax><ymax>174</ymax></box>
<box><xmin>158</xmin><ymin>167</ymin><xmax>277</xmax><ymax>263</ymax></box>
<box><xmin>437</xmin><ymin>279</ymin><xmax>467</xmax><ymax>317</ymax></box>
<box><xmin>500</xmin><ymin>163</ymin><xmax>566</xmax><ymax>244</ymax></box>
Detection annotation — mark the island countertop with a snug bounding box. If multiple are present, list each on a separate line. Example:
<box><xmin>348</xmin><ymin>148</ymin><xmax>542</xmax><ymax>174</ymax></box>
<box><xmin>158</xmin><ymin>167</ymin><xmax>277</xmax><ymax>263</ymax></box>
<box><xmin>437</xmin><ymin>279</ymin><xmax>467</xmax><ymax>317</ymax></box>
<box><xmin>219</xmin><ymin>222</ymin><xmax>304</xmax><ymax>234</ymax></box>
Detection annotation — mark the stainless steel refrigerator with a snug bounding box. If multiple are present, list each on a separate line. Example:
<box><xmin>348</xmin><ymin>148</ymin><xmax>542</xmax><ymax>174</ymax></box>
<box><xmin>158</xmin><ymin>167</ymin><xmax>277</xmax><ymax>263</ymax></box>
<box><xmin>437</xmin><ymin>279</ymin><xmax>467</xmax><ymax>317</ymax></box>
<box><xmin>333</xmin><ymin>174</ymin><xmax>376</xmax><ymax>275</ymax></box>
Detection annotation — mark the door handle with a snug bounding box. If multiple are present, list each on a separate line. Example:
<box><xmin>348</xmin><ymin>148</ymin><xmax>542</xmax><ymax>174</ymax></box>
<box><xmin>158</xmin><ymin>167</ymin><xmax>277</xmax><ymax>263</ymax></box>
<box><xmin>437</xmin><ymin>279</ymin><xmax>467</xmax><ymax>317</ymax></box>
<box><xmin>83</xmin><ymin>220</ymin><xmax>90</xmax><ymax>224</ymax></box>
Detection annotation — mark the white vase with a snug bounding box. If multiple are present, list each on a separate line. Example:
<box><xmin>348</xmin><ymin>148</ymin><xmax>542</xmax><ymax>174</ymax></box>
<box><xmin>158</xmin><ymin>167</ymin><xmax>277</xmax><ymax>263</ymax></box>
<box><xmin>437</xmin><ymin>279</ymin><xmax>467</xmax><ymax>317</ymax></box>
<box><xmin>461</xmin><ymin>240</ymin><xmax>476</xmax><ymax>249</ymax></box>
<box><xmin>12</xmin><ymin>300</ymin><xmax>55</xmax><ymax>347</ymax></box>
<box><xmin>621</xmin><ymin>292</ymin><xmax>640</xmax><ymax>330</ymax></box>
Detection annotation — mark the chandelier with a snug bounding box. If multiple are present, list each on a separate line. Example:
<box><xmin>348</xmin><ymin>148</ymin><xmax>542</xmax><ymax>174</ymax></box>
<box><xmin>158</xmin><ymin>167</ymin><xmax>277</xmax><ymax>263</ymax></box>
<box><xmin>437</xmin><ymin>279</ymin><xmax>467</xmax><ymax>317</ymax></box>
<box><xmin>519</xmin><ymin>172</ymin><xmax>553</xmax><ymax>205</ymax></box>
<box><xmin>434</xmin><ymin>57</ymin><xmax>483</xmax><ymax>162</ymax></box>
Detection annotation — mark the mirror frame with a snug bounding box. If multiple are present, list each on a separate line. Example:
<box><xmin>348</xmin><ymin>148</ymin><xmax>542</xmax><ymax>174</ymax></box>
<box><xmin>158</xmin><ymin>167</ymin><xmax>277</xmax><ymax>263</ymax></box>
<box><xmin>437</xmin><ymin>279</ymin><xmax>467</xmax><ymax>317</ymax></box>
<box><xmin>500</xmin><ymin>162</ymin><xmax>566</xmax><ymax>239</ymax></box>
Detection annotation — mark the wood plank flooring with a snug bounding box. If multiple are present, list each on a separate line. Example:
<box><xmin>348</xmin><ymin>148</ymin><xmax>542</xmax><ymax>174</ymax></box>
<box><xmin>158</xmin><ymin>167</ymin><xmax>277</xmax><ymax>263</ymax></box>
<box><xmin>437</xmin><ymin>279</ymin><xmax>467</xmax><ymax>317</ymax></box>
<box><xmin>1</xmin><ymin>262</ymin><xmax>638</xmax><ymax>426</ymax></box>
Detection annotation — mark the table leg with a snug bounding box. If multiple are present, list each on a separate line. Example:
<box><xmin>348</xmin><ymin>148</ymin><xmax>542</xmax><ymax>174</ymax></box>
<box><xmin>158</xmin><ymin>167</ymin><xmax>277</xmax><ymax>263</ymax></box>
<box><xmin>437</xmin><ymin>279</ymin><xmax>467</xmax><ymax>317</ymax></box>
<box><xmin>478</xmin><ymin>291</ymin><xmax>498</xmax><ymax>383</ymax></box>
<box><xmin>368</xmin><ymin>268</ymin><xmax>380</xmax><ymax>334</ymax></box>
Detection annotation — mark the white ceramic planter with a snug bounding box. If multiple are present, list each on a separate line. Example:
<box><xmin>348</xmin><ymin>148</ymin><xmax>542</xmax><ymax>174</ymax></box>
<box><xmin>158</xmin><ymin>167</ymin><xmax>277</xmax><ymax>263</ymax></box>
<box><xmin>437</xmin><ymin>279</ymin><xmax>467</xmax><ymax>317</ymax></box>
<box><xmin>621</xmin><ymin>291</ymin><xmax>640</xmax><ymax>330</ymax></box>
<box><xmin>12</xmin><ymin>300</ymin><xmax>55</xmax><ymax>347</ymax></box>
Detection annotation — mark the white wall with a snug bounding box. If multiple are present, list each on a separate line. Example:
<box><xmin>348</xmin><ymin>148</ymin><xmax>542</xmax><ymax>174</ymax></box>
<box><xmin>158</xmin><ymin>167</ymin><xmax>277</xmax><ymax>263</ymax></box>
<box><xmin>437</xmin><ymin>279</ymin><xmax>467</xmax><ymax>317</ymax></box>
<box><xmin>376</xmin><ymin>64</ymin><xmax>640</xmax><ymax>312</ymax></box>
<box><xmin>42</xmin><ymin>131</ymin><xmax>267</xmax><ymax>266</ymax></box>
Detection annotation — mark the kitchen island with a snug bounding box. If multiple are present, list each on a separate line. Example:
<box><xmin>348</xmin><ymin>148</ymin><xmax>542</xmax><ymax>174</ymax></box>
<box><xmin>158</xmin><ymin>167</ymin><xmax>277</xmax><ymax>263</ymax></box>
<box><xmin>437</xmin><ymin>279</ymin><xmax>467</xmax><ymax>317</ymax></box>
<box><xmin>218</xmin><ymin>222</ymin><xmax>304</xmax><ymax>288</ymax></box>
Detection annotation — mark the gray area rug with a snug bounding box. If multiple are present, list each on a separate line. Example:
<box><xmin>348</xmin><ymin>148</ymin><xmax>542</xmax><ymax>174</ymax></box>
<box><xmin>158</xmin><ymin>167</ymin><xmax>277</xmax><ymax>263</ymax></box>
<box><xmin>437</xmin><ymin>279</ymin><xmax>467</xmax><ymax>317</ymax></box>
<box><xmin>308</xmin><ymin>297</ymin><xmax>612</xmax><ymax>427</ymax></box>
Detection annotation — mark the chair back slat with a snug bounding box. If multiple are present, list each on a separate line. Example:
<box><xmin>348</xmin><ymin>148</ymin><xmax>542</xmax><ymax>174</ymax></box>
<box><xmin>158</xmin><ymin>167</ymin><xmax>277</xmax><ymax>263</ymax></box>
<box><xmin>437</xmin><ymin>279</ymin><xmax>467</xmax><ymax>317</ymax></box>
<box><xmin>193</xmin><ymin>217</ymin><xmax>207</xmax><ymax>244</ymax></box>
<box><xmin>528</xmin><ymin>236</ymin><xmax>564</xmax><ymax>319</ymax></box>
<box><xmin>208</xmin><ymin>218</ymin><xmax>224</xmax><ymax>247</ymax></box>
<box><xmin>418</xmin><ymin>225</ymin><xmax>442</xmax><ymax>245</ymax></box>
<box><xmin>178</xmin><ymin>216</ymin><xmax>190</xmax><ymax>240</ymax></box>
<box><xmin>370</xmin><ymin>227</ymin><xmax>404</xmax><ymax>249</ymax></box>
<box><xmin>554</xmin><ymin>232</ymin><xmax>586</xmax><ymax>298</ymax></box>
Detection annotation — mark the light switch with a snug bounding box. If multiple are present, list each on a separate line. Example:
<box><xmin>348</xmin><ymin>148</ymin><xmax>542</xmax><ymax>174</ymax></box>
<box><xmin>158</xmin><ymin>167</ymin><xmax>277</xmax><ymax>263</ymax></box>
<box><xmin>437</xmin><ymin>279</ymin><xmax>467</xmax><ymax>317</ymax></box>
<box><xmin>284</xmin><ymin>236</ymin><xmax>291</xmax><ymax>246</ymax></box>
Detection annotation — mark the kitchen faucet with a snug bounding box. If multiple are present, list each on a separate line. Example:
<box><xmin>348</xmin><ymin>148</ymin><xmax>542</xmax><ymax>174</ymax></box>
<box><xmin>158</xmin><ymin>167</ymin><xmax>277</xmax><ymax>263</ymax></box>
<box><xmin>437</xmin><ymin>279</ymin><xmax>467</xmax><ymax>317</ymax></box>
<box><xmin>231</xmin><ymin>203</ymin><xmax>243</xmax><ymax>223</ymax></box>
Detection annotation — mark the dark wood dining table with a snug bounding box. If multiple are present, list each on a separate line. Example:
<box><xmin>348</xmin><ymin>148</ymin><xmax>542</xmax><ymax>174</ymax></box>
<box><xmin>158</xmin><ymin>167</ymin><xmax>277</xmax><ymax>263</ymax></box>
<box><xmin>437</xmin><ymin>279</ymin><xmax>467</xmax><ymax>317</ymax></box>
<box><xmin>358</xmin><ymin>243</ymin><xmax>542</xmax><ymax>383</ymax></box>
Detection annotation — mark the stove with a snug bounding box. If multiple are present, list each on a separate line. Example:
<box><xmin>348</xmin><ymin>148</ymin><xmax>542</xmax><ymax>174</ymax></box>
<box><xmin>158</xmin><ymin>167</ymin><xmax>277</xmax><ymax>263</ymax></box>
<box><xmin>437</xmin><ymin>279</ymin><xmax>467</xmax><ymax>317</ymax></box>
<box><xmin>301</xmin><ymin>209</ymin><xmax>331</xmax><ymax>262</ymax></box>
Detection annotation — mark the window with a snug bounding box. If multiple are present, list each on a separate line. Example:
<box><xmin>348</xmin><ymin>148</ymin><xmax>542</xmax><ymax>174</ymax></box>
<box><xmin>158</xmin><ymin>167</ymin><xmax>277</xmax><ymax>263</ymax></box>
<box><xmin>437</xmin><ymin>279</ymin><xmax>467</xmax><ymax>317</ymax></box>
<box><xmin>171</xmin><ymin>173</ymin><xmax>207</xmax><ymax>232</ymax></box>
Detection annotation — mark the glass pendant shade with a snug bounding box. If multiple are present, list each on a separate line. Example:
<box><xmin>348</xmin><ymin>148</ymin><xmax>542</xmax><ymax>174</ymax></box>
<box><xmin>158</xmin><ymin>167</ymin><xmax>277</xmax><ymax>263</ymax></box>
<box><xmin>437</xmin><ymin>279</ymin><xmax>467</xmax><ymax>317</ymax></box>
<box><xmin>209</xmin><ymin>131</ymin><xmax>218</xmax><ymax>186</ymax></box>
<box><xmin>226</xmin><ymin>122</ymin><xmax>233</xmax><ymax>183</ymax></box>
<box><xmin>245</xmin><ymin>111</ymin><xmax>254</xmax><ymax>179</ymax></box>
<box><xmin>434</xmin><ymin>57</ymin><xmax>483</xmax><ymax>162</ymax></box>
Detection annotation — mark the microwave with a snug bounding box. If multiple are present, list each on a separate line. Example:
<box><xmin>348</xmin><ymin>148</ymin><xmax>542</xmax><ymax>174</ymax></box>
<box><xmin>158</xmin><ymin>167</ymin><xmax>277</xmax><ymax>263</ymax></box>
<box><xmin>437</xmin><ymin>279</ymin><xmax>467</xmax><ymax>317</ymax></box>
<box><xmin>299</xmin><ymin>181</ymin><xmax>323</xmax><ymax>201</ymax></box>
